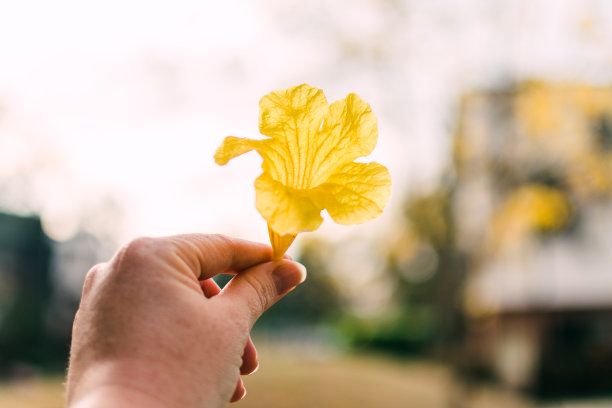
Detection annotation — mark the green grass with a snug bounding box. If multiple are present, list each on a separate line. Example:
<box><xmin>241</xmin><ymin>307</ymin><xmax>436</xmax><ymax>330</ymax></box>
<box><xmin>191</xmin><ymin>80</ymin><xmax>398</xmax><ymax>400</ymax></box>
<box><xmin>239</xmin><ymin>347</ymin><xmax>452</xmax><ymax>408</ymax></box>
<box><xmin>238</xmin><ymin>343</ymin><xmax>540</xmax><ymax>408</ymax></box>
<box><xmin>0</xmin><ymin>343</ymin><xmax>587</xmax><ymax>408</ymax></box>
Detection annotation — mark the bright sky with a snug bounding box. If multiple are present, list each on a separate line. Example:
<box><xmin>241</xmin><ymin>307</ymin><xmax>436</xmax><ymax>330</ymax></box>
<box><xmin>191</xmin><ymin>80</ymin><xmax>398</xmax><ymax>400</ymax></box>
<box><xmin>1</xmin><ymin>0</ymin><xmax>612</xmax><ymax>252</ymax></box>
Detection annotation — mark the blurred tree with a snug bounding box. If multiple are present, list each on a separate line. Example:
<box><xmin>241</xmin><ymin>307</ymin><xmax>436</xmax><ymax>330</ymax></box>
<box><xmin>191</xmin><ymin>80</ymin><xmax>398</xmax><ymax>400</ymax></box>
<box><xmin>255</xmin><ymin>238</ymin><xmax>345</xmax><ymax>329</ymax></box>
<box><xmin>213</xmin><ymin>238</ymin><xmax>345</xmax><ymax>332</ymax></box>
<box><xmin>388</xmin><ymin>190</ymin><xmax>467</xmax><ymax>356</ymax></box>
<box><xmin>340</xmin><ymin>189</ymin><xmax>467</xmax><ymax>356</ymax></box>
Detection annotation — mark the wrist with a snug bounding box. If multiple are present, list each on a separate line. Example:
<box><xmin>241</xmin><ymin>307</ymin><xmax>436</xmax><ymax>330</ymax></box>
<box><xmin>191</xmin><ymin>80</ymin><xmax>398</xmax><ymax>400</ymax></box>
<box><xmin>69</xmin><ymin>383</ymin><xmax>168</xmax><ymax>408</ymax></box>
<box><xmin>67</xmin><ymin>360</ymin><xmax>173</xmax><ymax>408</ymax></box>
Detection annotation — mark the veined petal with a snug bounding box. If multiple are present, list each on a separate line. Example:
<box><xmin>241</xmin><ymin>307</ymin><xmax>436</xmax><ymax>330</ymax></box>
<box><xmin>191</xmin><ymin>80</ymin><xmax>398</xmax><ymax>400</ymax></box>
<box><xmin>214</xmin><ymin>136</ymin><xmax>259</xmax><ymax>165</ymax></box>
<box><xmin>259</xmin><ymin>84</ymin><xmax>328</xmax><ymax>189</ymax></box>
<box><xmin>214</xmin><ymin>136</ymin><xmax>293</xmax><ymax>183</ymax></box>
<box><xmin>255</xmin><ymin>173</ymin><xmax>324</xmax><ymax>235</ymax></box>
<box><xmin>308</xmin><ymin>93</ymin><xmax>378</xmax><ymax>187</ymax></box>
<box><xmin>312</xmin><ymin>162</ymin><xmax>391</xmax><ymax>225</ymax></box>
<box><xmin>257</xmin><ymin>138</ymin><xmax>293</xmax><ymax>184</ymax></box>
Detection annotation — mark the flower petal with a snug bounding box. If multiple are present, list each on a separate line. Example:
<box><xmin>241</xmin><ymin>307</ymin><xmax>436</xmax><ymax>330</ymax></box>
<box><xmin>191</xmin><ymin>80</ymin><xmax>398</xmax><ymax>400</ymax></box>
<box><xmin>254</xmin><ymin>173</ymin><xmax>323</xmax><ymax>234</ymax></box>
<box><xmin>214</xmin><ymin>136</ymin><xmax>259</xmax><ymax>165</ymax></box>
<box><xmin>257</xmin><ymin>85</ymin><xmax>379</xmax><ymax>190</ymax></box>
<box><xmin>259</xmin><ymin>84</ymin><xmax>328</xmax><ymax>189</ymax></box>
<box><xmin>308</xmin><ymin>93</ymin><xmax>378</xmax><ymax>187</ymax></box>
<box><xmin>214</xmin><ymin>136</ymin><xmax>293</xmax><ymax>183</ymax></box>
<box><xmin>312</xmin><ymin>161</ymin><xmax>391</xmax><ymax>225</ymax></box>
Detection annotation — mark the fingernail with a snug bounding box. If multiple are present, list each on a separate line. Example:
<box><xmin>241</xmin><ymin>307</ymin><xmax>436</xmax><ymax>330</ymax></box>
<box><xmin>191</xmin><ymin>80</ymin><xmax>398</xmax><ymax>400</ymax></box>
<box><xmin>272</xmin><ymin>261</ymin><xmax>307</xmax><ymax>295</ymax></box>
<box><xmin>295</xmin><ymin>262</ymin><xmax>307</xmax><ymax>283</ymax></box>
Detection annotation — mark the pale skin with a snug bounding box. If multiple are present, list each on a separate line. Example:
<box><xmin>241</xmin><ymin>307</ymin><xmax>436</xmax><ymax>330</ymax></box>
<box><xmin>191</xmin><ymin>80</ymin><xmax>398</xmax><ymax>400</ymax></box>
<box><xmin>65</xmin><ymin>234</ymin><xmax>307</xmax><ymax>408</ymax></box>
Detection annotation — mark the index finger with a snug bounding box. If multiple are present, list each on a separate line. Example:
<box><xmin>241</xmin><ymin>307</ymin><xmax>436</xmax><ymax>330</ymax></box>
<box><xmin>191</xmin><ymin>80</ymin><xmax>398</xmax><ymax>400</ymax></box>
<box><xmin>167</xmin><ymin>233</ymin><xmax>273</xmax><ymax>280</ymax></box>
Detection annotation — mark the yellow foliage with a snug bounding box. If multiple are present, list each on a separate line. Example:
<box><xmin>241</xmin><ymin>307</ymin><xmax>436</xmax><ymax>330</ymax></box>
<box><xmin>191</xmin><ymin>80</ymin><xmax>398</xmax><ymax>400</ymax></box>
<box><xmin>489</xmin><ymin>185</ymin><xmax>570</xmax><ymax>251</ymax></box>
<box><xmin>515</xmin><ymin>81</ymin><xmax>612</xmax><ymax>140</ymax></box>
<box><xmin>568</xmin><ymin>152</ymin><xmax>612</xmax><ymax>198</ymax></box>
<box><xmin>515</xmin><ymin>82</ymin><xmax>563</xmax><ymax>136</ymax></box>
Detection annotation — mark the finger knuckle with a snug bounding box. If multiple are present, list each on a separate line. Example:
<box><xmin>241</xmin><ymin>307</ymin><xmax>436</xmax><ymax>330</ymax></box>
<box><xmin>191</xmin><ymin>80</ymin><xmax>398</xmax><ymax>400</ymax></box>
<box><xmin>120</xmin><ymin>236</ymin><xmax>157</xmax><ymax>259</ymax></box>
<box><xmin>208</xmin><ymin>233</ymin><xmax>230</xmax><ymax>243</ymax></box>
<box><xmin>82</xmin><ymin>263</ymin><xmax>105</xmax><ymax>295</ymax></box>
<box><xmin>207</xmin><ymin>233</ymin><xmax>233</xmax><ymax>252</ymax></box>
<box><xmin>114</xmin><ymin>236</ymin><xmax>163</xmax><ymax>268</ymax></box>
<box><xmin>104</xmin><ymin>236</ymin><xmax>166</xmax><ymax>282</ymax></box>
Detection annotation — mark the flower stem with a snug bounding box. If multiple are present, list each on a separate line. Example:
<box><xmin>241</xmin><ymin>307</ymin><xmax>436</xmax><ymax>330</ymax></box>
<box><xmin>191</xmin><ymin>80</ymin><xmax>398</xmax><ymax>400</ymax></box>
<box><xmin>268</xmin><ymin>225</ymin><xmax>297</xmax><ymax>260</ymax></box>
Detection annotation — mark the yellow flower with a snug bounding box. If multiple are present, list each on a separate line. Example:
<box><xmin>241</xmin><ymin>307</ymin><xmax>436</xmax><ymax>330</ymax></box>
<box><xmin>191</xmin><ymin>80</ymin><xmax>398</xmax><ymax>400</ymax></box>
<box><xmin>215</xmin><ymin>84</ymin><xmax>391</xmax><ymax>259</ymax></box>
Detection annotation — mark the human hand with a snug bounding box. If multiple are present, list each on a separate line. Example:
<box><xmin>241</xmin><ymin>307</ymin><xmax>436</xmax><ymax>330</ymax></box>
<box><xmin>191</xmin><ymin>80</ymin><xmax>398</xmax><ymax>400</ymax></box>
<box><xmin>65</xmin><ymin>234</ymin><xmax>306</xmax><ymax>408</ymax></box>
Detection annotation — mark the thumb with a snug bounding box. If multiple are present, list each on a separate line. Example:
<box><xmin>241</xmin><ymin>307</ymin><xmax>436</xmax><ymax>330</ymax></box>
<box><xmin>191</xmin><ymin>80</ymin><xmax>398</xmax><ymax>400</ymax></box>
<box><xmin>219</xmin><ymin>260</ymin><xmax>307</xmax><ymax>326</ymax></box>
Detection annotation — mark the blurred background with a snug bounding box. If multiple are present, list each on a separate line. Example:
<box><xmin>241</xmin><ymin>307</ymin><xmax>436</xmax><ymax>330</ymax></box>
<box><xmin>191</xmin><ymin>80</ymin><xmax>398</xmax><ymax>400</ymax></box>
<box><xmin>1</xmin><ymin>0</ymin><xmax>612</xmax><ymax>407</ymax></box>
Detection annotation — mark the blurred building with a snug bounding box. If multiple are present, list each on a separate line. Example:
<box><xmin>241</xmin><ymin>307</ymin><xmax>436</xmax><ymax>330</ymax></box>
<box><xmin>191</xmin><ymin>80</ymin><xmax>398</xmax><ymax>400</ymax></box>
<box><xmin>454</xmin><ymin>81</ymin><xmax>612</xmax><ymax>396</ymax></box>
<box><xmin>0</xmin><ymin>212</ymin><xmax>52</xmax><ymax>371</ymax></box>
<box><xmin>0</xmin><ymin>212</ymin><xmax>99</xmax><ymax>374</ymax></box>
